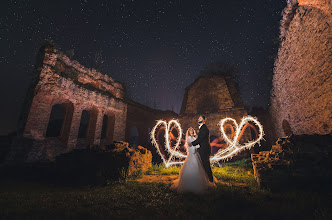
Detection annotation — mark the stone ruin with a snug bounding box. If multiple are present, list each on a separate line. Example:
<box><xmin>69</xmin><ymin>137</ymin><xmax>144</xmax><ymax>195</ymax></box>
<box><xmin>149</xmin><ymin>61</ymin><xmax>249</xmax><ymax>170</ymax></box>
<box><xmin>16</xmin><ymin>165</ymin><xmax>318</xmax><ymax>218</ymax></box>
<box><xmin>56</xmin><ymin>141</ymin><xmax>152</xmax><ymax>185</ymax></box>
<box><xmin>270</xmin><ymin>0</ymin><xmax>332</xmax><ymax>139</ymax></box>
<box><xmin>8</xmin><ymin>43</ymin><xmax>249</xmax><ymax>163</ymax></box>
<box><xmin>251</xmin><ymin>134</ymin><xmax>331</xmax><ymax>190</ymax></box>
<box><xmin>11</xmin><ymin>44</ymin><xmax>127</xmax><ymax>161</ymax></box>
<box><xmin>8</xmin><ymin>44</ymin><xmax>178</xmax><ymax>162</ymax></box>
<box><xmin>10</xmin><ymin>3</ymin><xmax>330</xmax><ymax>188</ymax></box>
<box><xmin>253</xmin><ymin>0</ymin><xmax>332</xmax><ymax>189</ymax></box>
<box><xmin>179</xmin><ymin>75</ymin><xmax>253</xmax><ymax>159</ymax></box>
<box><xmin>179</xmin><ymin>75</ymin><xmax>248</xmax><ymax>137</ymax></box>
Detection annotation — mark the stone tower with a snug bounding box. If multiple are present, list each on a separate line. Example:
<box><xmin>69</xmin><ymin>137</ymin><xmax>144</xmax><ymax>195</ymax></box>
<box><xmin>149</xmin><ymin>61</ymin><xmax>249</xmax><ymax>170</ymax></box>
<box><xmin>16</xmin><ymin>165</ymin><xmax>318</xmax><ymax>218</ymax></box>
<box><xmin>179</xmin><ymin>75</ymin><xmax>247</xmax><ymax>137</ymax></box>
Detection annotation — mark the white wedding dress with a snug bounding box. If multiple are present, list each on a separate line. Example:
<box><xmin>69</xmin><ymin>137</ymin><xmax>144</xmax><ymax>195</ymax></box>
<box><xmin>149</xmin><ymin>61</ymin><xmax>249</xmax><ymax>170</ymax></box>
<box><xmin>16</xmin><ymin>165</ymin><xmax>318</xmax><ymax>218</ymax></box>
<box><xmin>170</xmin><ymin>136</ymin><xmax>217</xmax><ymax>194</ymax></box>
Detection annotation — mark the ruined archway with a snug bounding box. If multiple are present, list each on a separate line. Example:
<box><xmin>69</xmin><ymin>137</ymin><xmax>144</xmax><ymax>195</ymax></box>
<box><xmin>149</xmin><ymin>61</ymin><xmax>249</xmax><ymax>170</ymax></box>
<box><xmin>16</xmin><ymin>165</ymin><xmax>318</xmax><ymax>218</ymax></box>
<box><xmin>45</xmin><ymin>101</ymin><xmax>74</xmax><ymax>143</ymax></box>
<box><xmin>46</xmin><ymin>104</ymin><xmax>65</xmax><ymax>137</ymax></box>
<box><xmin>100</xmin><ymin>112</ymin><xmax>115</xmax><ymax>145</ymax></box>
<box><xmin>13</xmin><ymin>45</ymin><xmax>128</xmax><ymax>161</ymax></box>
<box><xmin>78</xmin><ymin>110</ymin><xmax>90</xmax><ymax>139</ymax></box>
<box><xmin>77</xmin><ymin>108</ymin><xmax>98</xmax><ymax>148</ymax></box>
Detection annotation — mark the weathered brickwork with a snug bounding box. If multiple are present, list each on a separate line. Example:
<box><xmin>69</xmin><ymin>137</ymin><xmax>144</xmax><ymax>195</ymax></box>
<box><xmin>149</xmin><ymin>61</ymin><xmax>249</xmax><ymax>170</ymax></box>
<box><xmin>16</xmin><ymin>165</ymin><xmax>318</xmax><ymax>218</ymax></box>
<box><xmin>11</xmin><ymin>45</ymin><xmax>250</xmax><ymax>162</ymax></box>
<box><xmin>180</xmin><ymin>108</ymin><xmax>248</xmax><ymax>138</ymax></box>
<box><xmin>125</xmin><ymin>100</ymin><xmax>178</xmax><ymax>147</ymax></box>
<box><xmin>270</xmin><ymin>0</ymin><xmax>332</xmax><ymax>139</ymax></box>
<box><xmin>179</xmin><ymin>75</ymin><xmax>248</xmax><ymax>137</ymax></box>
<box><xmin>12</xmin><ymin>44</ymin><xmax>127</xmax><ymax>161</ymax></box>
<box><xmin>298</xmin><ymin>0</ymin><xmax>331</xmax><ymax>14</ymax></box>
<box><xmin>251</xmin><ymin>134</ymin><xmax>331</xmax><ymax>190</ymax></box>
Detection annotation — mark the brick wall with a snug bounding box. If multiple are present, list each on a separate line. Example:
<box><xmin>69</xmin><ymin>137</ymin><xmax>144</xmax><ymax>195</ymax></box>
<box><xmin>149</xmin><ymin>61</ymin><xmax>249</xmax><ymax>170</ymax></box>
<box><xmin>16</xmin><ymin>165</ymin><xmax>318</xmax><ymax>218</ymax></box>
<box><xmin>179</xmin><ymin>75</ymin><xmax>247</xmax><ymax>137</ymax></box>
<box><xmin>12</xmin><ymin>44</ymin><xmax>128</xmax><ymax>161</ymax></box>
<box><xmin>270</xmin><ymin>1</ymin><xmax>332</xmax><ymax>139</ymax></box>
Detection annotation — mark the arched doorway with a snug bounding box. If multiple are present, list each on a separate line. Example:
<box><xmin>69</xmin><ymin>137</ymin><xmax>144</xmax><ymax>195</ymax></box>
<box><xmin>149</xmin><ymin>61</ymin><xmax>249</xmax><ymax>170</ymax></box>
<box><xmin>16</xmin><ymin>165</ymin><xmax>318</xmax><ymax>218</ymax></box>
<box><xmin>78</xmin><ymin>110</ymin><xmax>90</xmax><ymax>139</ymax></box>
<box><xmin>46</xmin><ymin>102</ymin><xmax>74</xmax><ymax>143</ymax></box>
<box><xmin>46</xmin><ymin>104</ymin><xmax>65</xmax><ymax>137</ymax></box>
<box><xmin>100</xmin><ymin>112</ymin><xmax>115</xmax><ymax>145</ymax></box>
<box><xmin>77</xmin><ymin>108</ymin><xmax>98</xmax><ymax>148</ymax></box>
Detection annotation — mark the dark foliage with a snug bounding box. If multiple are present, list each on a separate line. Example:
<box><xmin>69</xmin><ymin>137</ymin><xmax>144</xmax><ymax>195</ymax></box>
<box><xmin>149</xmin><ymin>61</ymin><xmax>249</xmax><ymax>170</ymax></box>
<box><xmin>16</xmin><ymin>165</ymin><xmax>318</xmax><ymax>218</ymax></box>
<box><xmin>55</xmin><ymin>148</ymin><xmax>132</xmax><ymax>186</ymax></box>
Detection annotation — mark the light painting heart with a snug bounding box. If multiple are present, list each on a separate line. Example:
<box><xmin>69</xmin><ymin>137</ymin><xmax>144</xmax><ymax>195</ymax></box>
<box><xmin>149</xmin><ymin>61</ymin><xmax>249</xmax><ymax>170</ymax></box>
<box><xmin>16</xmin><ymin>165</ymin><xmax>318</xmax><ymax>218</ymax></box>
<box><xmin>151</xmin><ymin>116</ymin><xmax>264</xmax><ymax>167</ymax></box>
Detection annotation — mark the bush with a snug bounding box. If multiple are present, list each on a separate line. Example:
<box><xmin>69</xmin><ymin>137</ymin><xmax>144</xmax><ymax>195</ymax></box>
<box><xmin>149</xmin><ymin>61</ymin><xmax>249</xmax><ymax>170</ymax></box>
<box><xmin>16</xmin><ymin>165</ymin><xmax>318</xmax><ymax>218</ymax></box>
<box><xmin>55</xmin><ymin>141</ymin><xmax>152</xmax><ymax>186</ymax></box>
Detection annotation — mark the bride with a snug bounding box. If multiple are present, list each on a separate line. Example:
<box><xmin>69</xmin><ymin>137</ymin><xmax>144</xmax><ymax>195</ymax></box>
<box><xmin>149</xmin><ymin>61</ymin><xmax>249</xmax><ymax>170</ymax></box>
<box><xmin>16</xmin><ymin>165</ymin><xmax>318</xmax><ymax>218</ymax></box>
<box><xmin>170</xmin><ymin>127</ymin><xmax>217</xmax><ymax>194</ymax></box>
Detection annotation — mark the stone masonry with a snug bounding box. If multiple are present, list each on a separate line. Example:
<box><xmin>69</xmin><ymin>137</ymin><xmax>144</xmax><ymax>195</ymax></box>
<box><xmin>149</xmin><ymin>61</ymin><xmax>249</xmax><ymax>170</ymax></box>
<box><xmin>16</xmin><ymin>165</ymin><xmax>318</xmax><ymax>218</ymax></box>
<box><xmin>12</xmin><ymin>44</ymin><xmax>127</xmax><ymax>161</ymax></box>
<box><xmin>270</xmin><ymin>0</ymin><xmax>332</xmax><ymax>139</ymax></box>
<box><xmin>251</xmin><ymin>134</ymin><xmax>331</xmax><ymax>190</ymax></box>
<box><xmin>179</xmin><ymin>75</ymin><xmax>248</xmax><ymax>138</ymax></box>
<box><xmin>10</xmin><ymin>45</ymin><xmax>251</xmax><ymax>162</ymax></box>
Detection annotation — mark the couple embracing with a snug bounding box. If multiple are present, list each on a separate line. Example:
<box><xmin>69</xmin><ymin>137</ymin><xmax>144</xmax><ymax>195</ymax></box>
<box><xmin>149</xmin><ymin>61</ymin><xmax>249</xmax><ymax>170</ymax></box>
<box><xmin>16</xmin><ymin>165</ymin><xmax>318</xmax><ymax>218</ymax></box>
<box><xmin>171</xmin><ymin>115</ymin><xmax>217</xmax><ymax>194</ymax></box>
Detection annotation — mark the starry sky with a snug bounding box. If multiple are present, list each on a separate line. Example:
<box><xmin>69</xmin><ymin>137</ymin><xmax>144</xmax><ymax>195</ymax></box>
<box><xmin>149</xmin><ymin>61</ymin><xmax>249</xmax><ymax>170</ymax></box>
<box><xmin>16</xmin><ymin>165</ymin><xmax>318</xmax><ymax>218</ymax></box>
<box><xmin>0</xmin><ymin>0</ymin><xmax>286</xmax><ymax>134</ymax></box>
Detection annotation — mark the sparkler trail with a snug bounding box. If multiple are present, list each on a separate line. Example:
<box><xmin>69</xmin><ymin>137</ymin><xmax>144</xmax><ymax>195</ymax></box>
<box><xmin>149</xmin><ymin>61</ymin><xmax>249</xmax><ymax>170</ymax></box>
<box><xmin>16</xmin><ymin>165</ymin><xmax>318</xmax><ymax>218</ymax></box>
<box><xmin>151</xmin><ymin>116</ymin><xmax>264</xmax><ymax>167</ymax></box>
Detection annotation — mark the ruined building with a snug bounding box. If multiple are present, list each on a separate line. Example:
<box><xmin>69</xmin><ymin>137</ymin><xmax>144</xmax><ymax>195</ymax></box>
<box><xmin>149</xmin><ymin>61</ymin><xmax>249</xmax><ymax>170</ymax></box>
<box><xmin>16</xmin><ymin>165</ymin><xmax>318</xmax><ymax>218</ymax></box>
<box><xmin>270</xmin><ymin>0</ymin><xmax>332</xmax><ymax>138</ymax></box>
<box><xmin>11</xmin><ymin>44</ymin><xmax>127</xmax><ymax>161</ymax></box>
<box><xmin>11</xmin><ymin>44</ymin><xmax>176</xmax><ymax>161</ymax></box>
<box><xmin>179</xmin><ymin>75</ymin><xmax>248</xmax><ymax>138</ymax></box>
<box><xmin>251</xmin><ymin>0</ymin><xmax>331</xmax><ymax>189</ymax></box>
<box><xmin>11</xmin><ymin>44</ymin><xmax>247</xmax><ymax>162</ymax></box>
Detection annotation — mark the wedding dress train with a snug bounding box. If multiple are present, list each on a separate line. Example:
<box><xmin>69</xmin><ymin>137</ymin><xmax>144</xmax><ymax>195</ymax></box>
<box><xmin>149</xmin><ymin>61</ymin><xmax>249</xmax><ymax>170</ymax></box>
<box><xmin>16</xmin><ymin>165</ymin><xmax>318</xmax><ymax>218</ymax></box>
<box><xmin>170</xmin><ymin>136</ymin><xmax>217</xmax><ymax>194</ymax></box>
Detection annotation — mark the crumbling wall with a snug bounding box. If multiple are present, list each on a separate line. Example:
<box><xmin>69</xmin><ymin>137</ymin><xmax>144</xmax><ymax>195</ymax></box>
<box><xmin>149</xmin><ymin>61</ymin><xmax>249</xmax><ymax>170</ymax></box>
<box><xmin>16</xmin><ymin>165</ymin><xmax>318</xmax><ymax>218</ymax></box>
<box><xmin>180</xmin><ymin>75</ymin><xmax>247</xmax><ymax>137</ymax></box>
<box><xmin>270</xmin><ymin>0</ymin><xmax>332</xmax><ymax>139</ymax></box>
<box><xmin>12</xmin><ymin>44</ymin><xmax>128</xmax><ymax>161</ymax></box>
<box><xmin>125</xmin><ymin>100</ymin><xmax>178</xmax><ymax>147</ymax></box>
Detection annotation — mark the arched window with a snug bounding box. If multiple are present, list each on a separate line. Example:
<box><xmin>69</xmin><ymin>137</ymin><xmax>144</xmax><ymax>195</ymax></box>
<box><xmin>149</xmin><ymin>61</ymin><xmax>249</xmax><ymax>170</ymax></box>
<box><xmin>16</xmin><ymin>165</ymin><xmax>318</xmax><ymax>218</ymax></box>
<box><xmin>45</xmin><ymin>102</ymin><xmax>74</xmax><ymax>143</ymax></box>
<box><xmin>77</xmin><ymin>108</ymin><xmax>98</xmax><ymax>147</ymax></box>
<box><xmin>101</xmin><ymin>115</ymin><xmax>108</xmax><ymax>139</ymax></box>
<box><xmin>78</xmin><ymin>110</ymin><xmax>90</xmax><ymax>138</ymax></box>
<box><xmin>100</xmin><ymin>112</ymin><xmax>115</xmax><ymax>144</ymax></box>
<box><xmin>46</xmin><ymin>104</ymin><xmax>66</xmax><ymax>137</ymax></box>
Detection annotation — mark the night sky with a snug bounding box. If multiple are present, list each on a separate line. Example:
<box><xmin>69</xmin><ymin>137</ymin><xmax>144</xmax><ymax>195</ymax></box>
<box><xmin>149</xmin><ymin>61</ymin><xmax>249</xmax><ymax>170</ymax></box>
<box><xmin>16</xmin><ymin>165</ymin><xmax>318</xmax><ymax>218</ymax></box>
<box><xmin>0</xmin><ymin>0</ymin><xmax>286</xmax><ymax>134</ymax></box>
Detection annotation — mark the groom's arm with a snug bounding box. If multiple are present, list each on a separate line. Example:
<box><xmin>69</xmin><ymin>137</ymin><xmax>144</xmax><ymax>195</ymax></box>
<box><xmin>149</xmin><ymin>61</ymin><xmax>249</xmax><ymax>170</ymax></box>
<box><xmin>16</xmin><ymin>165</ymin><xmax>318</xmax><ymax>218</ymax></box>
<box><xmin>191</xmin><ymin>126</ymin><xmax>207</xmax><ymax>146</ymax></box>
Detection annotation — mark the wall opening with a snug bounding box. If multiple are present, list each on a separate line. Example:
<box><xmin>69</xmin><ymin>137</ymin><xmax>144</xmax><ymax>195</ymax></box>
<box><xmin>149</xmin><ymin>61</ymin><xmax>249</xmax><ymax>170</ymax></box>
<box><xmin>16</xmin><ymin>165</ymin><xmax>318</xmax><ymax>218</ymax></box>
<box><xmin>101</xmin><ymin>115</ymin><xmax>108</xmax><ymax>139</ymax></box>
<box><xmin>78</xmin><ymin>110</ymin><xmax>90</xmax><ymax>139</ymax></box>
<box><xmin>46</xmin><ymin>102</ymin><xmax>74</xmax><ymax>143</ymax></box>
<box><xmin>46</xmin><ymin>104</ymin><xmax>65</xmax><ymax>137</ymax></box>
<box><xmin>100</xmin><ymin>112</ymin><xmax>115</xmax><ymax>144</ymax></box>
<box><xmin>77</xmin><ymin>108</ymin><xmax>98</xmax><ymax>148</ymax></box>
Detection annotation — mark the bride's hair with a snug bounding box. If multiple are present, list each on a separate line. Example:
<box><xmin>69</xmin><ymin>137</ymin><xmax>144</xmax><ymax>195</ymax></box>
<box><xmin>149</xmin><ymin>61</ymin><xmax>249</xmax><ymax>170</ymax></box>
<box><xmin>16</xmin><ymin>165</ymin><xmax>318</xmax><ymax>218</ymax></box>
<box><xmin>188</xmin><ymin>127</ymin><xmax>194</xmax><ymax>136</ymax></box>
<box><xmin>184</xmin><ymin>129</ymin><xmax>190</xmax><ymax>152</ymax></box>
<box><xmin>184</xmin><ymin>127</ymin><xmax>194</xmax><ymax>152</ymax></box>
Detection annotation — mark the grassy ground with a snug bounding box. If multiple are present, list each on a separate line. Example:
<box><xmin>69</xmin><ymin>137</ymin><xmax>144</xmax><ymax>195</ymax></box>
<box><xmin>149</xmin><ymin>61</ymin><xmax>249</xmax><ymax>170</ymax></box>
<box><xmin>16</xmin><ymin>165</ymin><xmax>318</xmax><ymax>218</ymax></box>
<box><xmin>0</xmin><ymin>158</ymin><xmax>331</xmax><ymax>219</ymax></box>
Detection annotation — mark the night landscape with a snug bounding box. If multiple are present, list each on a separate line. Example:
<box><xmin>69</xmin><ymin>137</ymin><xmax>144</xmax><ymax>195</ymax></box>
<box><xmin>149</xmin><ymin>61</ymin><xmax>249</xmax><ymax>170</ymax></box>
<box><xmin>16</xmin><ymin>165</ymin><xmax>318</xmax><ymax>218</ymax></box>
<box><xmin>0</xmin><ymin>0</ymin><xmax>331</xmax><ymax>219</ymax></box>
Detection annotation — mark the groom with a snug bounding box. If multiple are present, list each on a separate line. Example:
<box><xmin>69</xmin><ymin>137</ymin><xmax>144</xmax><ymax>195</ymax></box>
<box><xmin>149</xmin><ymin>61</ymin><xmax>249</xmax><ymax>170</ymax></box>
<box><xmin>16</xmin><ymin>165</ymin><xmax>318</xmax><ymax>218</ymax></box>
<box><xmin>189</xmin><ymin>115</ymin><xmax>214</xmax><ymax>182</ymax></box>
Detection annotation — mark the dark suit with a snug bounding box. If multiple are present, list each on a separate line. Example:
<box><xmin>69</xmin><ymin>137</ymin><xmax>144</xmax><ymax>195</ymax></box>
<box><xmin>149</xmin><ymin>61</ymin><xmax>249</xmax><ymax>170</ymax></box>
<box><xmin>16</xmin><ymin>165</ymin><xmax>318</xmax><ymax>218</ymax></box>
<box><xmin>191</xmin><ymin>124</ymin><xmax>213</xmax><ymax>182</ymax></box>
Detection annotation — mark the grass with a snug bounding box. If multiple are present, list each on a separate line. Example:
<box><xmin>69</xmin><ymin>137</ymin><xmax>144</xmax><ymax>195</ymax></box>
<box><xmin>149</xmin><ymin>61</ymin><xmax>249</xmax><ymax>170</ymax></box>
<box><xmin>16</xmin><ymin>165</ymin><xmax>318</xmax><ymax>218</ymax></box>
<box><xmin>0</xmin><ymin>158</ymin><xmax>331</xmax><ymax>219</ymax></box>
<box><xmin>145</xmin><ymin>158</ymin><xmax>256</xmax><ymax>188</ymax></box>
